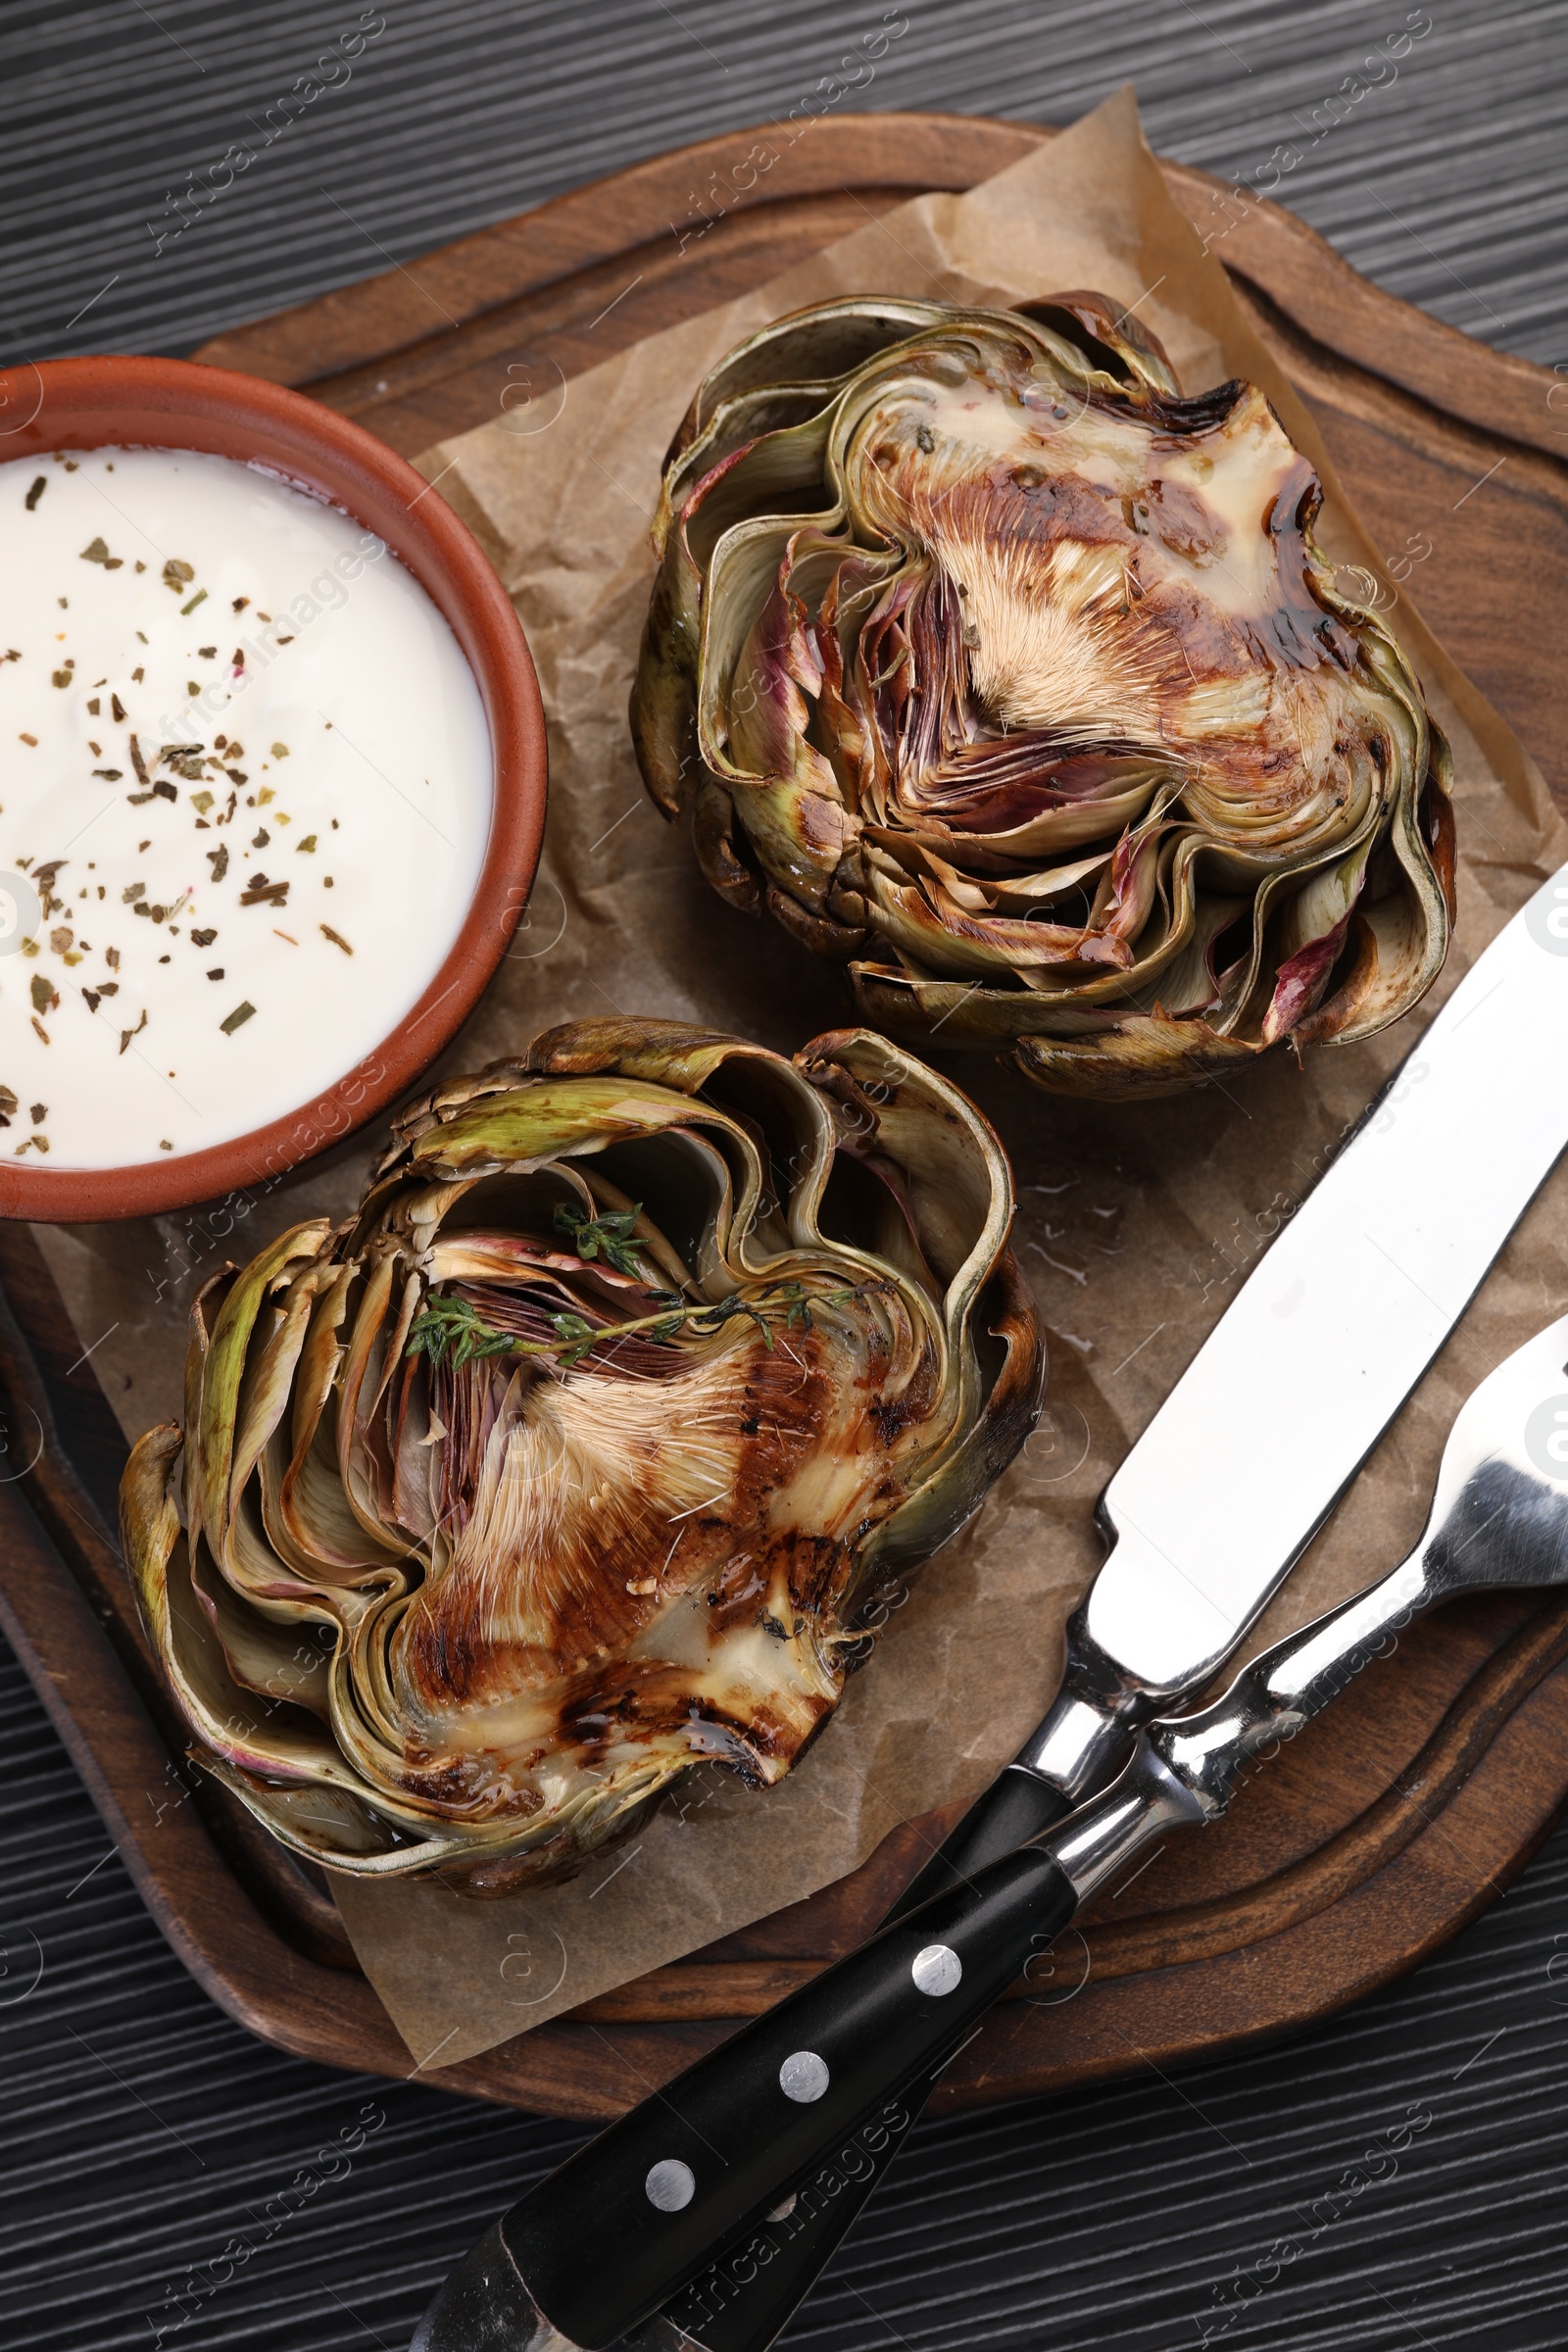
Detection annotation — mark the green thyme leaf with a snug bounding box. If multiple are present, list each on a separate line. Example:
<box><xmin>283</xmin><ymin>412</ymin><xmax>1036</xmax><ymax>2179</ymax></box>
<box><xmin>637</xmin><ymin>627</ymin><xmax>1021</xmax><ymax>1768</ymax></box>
<box><xmin>547</xmin><ymin>1310</ymin><xmax>599</xmax><ymax>1367</ymax></box>
<box><xmin>553</xmin><ymin>1199</ymin><xmax>648</xmax><ymax>1277</ymax></box>
<box><xmin>407</xmin><ymin>1295</ymin><xmax>516</xmax><ymax>1372</ymax></box>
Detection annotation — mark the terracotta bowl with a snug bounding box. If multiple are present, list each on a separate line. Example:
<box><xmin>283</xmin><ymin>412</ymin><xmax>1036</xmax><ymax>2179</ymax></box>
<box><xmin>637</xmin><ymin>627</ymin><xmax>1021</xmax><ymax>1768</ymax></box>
<box><xmin>0</xmin><ymin>354</ymin><xmax>547</xmax><ymax>1220</ymax></box>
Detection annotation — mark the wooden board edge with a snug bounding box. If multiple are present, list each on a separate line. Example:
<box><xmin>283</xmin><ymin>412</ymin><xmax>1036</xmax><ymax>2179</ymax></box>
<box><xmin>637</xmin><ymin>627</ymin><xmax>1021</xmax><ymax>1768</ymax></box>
<box><xmin>190</xmin><ymin>112</ymin><xmax>1568</xmax><ymax>463</ymax></box>
<box><xmin>189</xmin><ymin>114</ymin><xmax>1044</xmax><ymax>381</ymax></box>
<box><xmin>929</xmin><ymin>1641</ymin><xmax>1568</xmax><ymax>2111</ymax></box>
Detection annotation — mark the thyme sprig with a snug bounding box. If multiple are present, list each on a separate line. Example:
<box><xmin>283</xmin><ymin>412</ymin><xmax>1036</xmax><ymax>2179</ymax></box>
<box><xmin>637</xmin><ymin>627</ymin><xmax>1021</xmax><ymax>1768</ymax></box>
<box><xmin>405</xmin><ymin>1196</ymin><xmax>866</xmax><ymax>1373</ymax></box>
<box><xmin>406</xmin><ymin>1279</ymin><xmax>858</xmax><ymax>1374</ymax></box>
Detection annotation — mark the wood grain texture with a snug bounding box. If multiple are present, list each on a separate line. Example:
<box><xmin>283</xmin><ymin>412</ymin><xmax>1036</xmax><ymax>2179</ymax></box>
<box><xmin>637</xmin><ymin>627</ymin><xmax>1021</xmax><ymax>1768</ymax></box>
<box><xmin>1</xmin><ymin>114</ymin><xmax>1561</xmax><ymax>2123</ymax></box>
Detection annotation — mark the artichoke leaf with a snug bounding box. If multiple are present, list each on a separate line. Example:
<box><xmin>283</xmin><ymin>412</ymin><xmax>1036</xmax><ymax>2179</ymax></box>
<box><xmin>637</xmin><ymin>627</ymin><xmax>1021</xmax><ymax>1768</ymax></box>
<box><xmin>1013</xmin><ymin>1012</ymin><xmax>1270</xmax><ymax>1100</ymax></box>
<box><xmin>199</xmin><ymin>1768</ymin><xmax>428</xmax><ymax>1866</ymax></box>
<box><xmin>698</xmin><ymin>523</ymin><xmax>853</xmax><ymax>911</ymax></box>
<box><xmin>187</xmin><ymin>1537</ymin><xmax>335</xmax><ymax>1718</ymax></box>
<box><xmin>654</xmin><ymin>380</ymin><xmax>844</xmax><ymax>553</ymax></box>
<box><xmin>122</xmin><ymin>1428</ymin><xmax>364</xmax><ymax>1788</ymax></box>
<box><xmin>1260</xmin><ymin>837</ymin><xmax>1376</xmax><ymax>1046</ymax></box>
<box><xmin>637</xmin><ymin>407</ymin><xmax>845</xmax><ymax>815</ymax></box>
<box><xmin>802</xmin><ymin>1030</ymin><xmax>1014</xmax><ymax>1328</ymax></box>
<box><xmin>681</xmin><ymin>296</ymin><xmax>956</xmax><ymax>443</ymax></box>
<box><xmin>228</xmin><ymin>1261</ymin><xmax>339</xmax><ymax>1537</ymax></box>
<box><xmin>405</xmin><ymin>1075</ymin><xmax>758</xmax><ymax>1177</ymax></box>
<box><xmin>856</xmin><ymin>1250</ymin><xmax>1045</xmax><ymax>1594</ymax></box>
<box><xmin>523</xmin><ymin>1015</ymin><xmax>772</xmax><ymax>1093</ymax></box>
<box><xmin>196</xmin><ymin>1220</ymin><xmax>332</xmax><ymax>1566</ymax></box>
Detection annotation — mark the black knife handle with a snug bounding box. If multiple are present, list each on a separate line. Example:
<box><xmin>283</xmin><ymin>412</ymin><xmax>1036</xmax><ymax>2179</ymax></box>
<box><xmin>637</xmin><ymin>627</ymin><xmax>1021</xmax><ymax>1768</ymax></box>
<box><xmin>408</xmin><ymin>2078</ymin><xmax>945</xmax><ymax>2352</ymax></box>
<box><xmin>409</xmin><ymin>2217</ymin><xmax>542</xmax><ymax>2352</ymax></box>
<box><xmin>646</xmin><ymin>2065</ymin><xmax>945</xmax><ymax>2352</ymax></box>
<box><xmin>665</xmin><ymin>1772</ymin><xmax>1076</xmax><ymax>2350</ymax></box>
<box><xmin>636</xmin><ymin>1775</ymin><xmax>1086</xmax><ymax>2352</ymax></box>
<box><xmin>888</xmin><ymin>1766</ymin><xmax>1077</xmax><ymax>1923</ymax></box>
<box><xmin>505</xmin><ymin>1846</ymin><xmax>1080</xmax><ymax>2350</ymax></box>
<box><xmin>652</xmin><ymin>1771</ymin><xmax>1078</xmax><ymax>2352</ymax></box>
<box><xmin>408</xmin><ymin>1772</ymin><xmax>1079</xmax><ymax>2352</ymax></box>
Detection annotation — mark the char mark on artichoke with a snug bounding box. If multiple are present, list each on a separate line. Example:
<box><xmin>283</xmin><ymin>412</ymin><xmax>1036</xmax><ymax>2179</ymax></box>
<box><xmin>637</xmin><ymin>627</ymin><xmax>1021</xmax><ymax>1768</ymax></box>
<box><xmin>631</xmin><ymin>293</ymin><xmax>1455</xmax><ymax>1099</ymax></box>
<box><xmin>121</xmin><ymin>1020</ymin><xmax>1044</xmax><ymax>1894</ymax></box>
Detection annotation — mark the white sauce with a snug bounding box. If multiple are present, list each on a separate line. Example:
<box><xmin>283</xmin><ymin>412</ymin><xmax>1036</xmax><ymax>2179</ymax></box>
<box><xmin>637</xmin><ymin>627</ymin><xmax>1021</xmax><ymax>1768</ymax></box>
<box><xmin>0</xmin><ymin>448</ymin><xmax>493</xmax><ymax>1169</ymax></box>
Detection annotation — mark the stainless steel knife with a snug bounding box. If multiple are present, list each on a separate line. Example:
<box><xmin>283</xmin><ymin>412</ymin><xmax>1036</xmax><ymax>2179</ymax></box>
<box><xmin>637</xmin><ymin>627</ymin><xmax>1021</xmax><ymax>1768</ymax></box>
<box><xmin>413</xmin><ymin>862</ymin><xmax>1568</xmax><ymax>2351</ymax></box>
<box><xmin>1028</xmin><ymin>866</ymin><xmax>1568</xmax><ymax>1801</ymax></box>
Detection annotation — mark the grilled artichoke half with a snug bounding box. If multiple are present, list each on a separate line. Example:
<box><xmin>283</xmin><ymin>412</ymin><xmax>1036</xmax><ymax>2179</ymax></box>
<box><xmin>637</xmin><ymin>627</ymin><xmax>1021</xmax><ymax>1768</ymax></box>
<box><xmin>632</xmin><ymin>293</ymin><xmax>1456</xmax><ymax>1099</ymax></box>
<box><xmin>122</xmin><ymin>1020</ymin><xmax>1043</xmax><ymax>1894</ymax></box>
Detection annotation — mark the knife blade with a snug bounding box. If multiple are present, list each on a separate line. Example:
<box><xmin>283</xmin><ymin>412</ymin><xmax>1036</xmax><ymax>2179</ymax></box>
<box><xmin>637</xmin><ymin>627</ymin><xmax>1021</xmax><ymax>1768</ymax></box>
<box><xmin>1018</xmin><ymin>863</ymin><xmax>1568</xmax><ymax>1800</ymax></box>
<box><xmin>490</xmin><ymin>1301</ymin><xmax>1568</xmax><ymax>2351</ymax></box>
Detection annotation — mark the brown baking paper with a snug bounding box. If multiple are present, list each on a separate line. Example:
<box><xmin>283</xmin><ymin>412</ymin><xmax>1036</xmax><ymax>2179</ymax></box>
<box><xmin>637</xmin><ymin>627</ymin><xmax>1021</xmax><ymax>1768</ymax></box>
<box><xmin>36</xmin><ymin>86</ymin><xmax>1565</xmax><ymax>2071</ymax></box>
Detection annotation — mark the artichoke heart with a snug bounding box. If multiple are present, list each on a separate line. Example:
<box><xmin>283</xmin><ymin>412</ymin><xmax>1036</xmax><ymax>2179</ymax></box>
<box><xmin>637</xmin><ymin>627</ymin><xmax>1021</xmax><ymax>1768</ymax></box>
<box><xmin>122</xmin><ymin>1019</ymin><xmax>1043</xmax><ymax>1893</ymax></box>
<box><xmin>632</xmin><ymin>293</ymin><xmax>1456</xmax><ymax>1098</ymax></box>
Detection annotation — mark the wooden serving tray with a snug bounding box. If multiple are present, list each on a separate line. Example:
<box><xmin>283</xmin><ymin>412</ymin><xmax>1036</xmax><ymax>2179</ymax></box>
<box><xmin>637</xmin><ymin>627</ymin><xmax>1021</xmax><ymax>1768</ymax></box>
<box><xmin>5</xmin><ymin>114</ymin><xmax>1568</xmax><ymax>2124</ymax></box>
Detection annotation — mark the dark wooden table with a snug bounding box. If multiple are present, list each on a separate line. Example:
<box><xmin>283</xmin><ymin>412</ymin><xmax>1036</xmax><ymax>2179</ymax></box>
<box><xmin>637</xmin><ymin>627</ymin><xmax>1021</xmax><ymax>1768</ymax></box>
<box><xmin>3</xmin><ymin>7</ymin><xmax>1568</xmax><ymax>2350</ymax></box>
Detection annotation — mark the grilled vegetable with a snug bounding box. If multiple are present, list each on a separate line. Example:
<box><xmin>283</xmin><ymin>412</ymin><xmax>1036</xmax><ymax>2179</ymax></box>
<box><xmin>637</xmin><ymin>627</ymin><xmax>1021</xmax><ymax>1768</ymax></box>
<box><xmin>122</xmin><ymin>1019</ymin><xmax>1043</xmax><ymax>1893</ymax></box>
<box><xmin>633</xmin><ymin>293</ymin><xmax>1455</xmax><ymax>1098</ymax></box>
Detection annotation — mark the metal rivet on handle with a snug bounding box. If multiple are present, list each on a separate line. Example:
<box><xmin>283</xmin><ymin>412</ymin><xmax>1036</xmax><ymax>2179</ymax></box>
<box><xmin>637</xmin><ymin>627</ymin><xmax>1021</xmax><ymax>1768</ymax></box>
<box><xmin>778</xmin><ymin>2049</ymin><xmax>830</xmax><ymax>2103</ymax></box>
<box><xmin>911</xmin><ymin>1942</ymin><xmax>962</xmax><ymax>1997</ymax></box>
<box><xmin>645</xmin><ymin>2159</ymin><xmax>696</xmax><ymax>2212</ymax></box>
